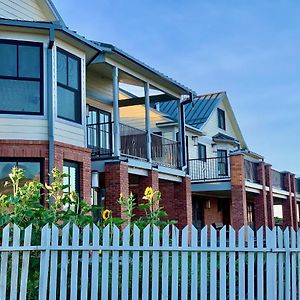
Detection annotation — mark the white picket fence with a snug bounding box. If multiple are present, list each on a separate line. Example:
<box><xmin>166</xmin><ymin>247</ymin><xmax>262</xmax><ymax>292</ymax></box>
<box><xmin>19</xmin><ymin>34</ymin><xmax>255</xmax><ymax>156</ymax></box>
<box><xmin>0</xmin><ymin>223</ymin><xmax>300</xmax><ymax>300</ymax></box>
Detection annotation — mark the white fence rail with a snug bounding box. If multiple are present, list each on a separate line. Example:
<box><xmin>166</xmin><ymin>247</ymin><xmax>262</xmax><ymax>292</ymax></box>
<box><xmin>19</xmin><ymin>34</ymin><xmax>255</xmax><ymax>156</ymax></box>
<box><xmin>0</xmin><ymin>223</ymin><xmax>300</xmax><ymax>299</ymax></box>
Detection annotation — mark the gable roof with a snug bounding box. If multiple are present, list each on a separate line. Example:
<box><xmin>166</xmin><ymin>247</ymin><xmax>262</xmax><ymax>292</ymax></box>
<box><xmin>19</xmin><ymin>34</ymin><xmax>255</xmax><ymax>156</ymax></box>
<box><xmin>155</xmin><ymin>91</ymin><xmax>225</xmax><ymax>129</ymax></box>
<box><xmin>0</xmin><ymin>0</ymin><xmax>65</xmax><ymax>25</ymax></box>
<box><xmin>212</xmin><ymin>132</ymin><xmax>240</xmax><ymax>145</ymax></box>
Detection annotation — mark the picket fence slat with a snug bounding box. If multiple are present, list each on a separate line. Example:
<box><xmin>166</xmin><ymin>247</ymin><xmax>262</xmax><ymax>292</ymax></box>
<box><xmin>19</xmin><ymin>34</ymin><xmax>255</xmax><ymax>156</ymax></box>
<box><xmin>151</xmin><ymin>225</ymin><xmax>160</xmax><ymax>300</ymax></box>
<box><xmin>257</xmin><ymin>227</ymin><xmax>265</xmax><ymax>300</ymax></box>
<box><xmin>80</xmin><ymin>225</ymin><xmax>90</xmax><ymax>300</ymax></box>
<box><xmin>171</xmin><ymin>225</ymin><xmax>179</xmax><ymax>300</ymax></box>
<box><xmin>190</xmin><ymin>225</ymin><xmax>198</xmax><ymax>300</ymax></box>
<box><xmin>121</xmin><ymin>225</ymin><xmax>130</xmax><ymax>300</ymax></box>
<box><xmin>161</xmin><ymin>225</ymin><xmax>169</xmax><ymax>300</ymax></box>
<box><xmin>2</xmin><ymin>223</ymin><xmax>300</xmax><ymax>300</ymax></box>
<box><xmin>111</xmin><ymin>225</ymin><xmax>120</xmax><ymax>300</ymax></box>
<box><xmin>0</xmin><ymin>225</ymin><xmax>10</xmax><ymax>300</ymax></box>
<box><xmin>49</xmin><ymin>224</ymin><xmax>59</xmax><ymax>300</ymax></box>
<box><xmin>228</xmin><ymin>226</ymin><xmax>235</xmax><ymax>300</ymax></box>
<box><xmin>101</xmin><ymin>225</ymin><xmax>110</xmax><ymax>300</ymax></box>
<box><xmin>19</xmin><ymin>225</ymin><xmax>32</xmax><ymax>300</ymax></box>
<box><xmin>200</xmin><ymin>226</ymin><xmax>208</xmax><ymax>300</ymax></box>
<box><xmin>219</xmin><ymin>226</ymin><xmax>226</xmax><ymax>300</ymax></box>
<box><xmin>131</xmin><ymin>225</ymin><xmax>140</xmax><ymax>300</ymax></box>
<box><xmin>70</xmin><ymin>224</ymin><xmax>79</xmax><ymax>300</ymax></box>
<box><xmin>91</xmin><ymin>224</ymin><xmax>100</xmax><ymax>300</ymax></box>
<box><xmin>142</xmin><ymin>225</ymin><xmax>150</xmax><ymax>300</ymax></box>
<box><xmin>59</xmin><ymin>223</ymin><xmax>70</xmax><ymax>300</ymax></box>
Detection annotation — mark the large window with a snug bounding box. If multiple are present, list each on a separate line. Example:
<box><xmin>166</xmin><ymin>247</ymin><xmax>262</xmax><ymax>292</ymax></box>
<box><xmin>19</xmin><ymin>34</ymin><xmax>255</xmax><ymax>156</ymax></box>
<box><xmin>0</xmin><ymin>40</ymin><xmax>43</xmax><ymax>114</ymax></box>
<box><xmin>198</xmin><ymin>143</ymin><xmax>207</xmax><ymax>161</ymax></box>
<box><xmin>63</xmin><ymin>161</ymin><xmax>80</xmax><ymax>194</ymax></box>
<box><xmin>57</xmin><ymin>48</ymin><xmax>81</xmax><ymax>123</ymax></box>
<box><xmin>217</xmin><ymin>108</ymin><xmax>226</xmax><ymax>130</ymax></box>
<box><xmin>0</xmin><ymin>159</ymin><xmax>42</xmax><ymax>194</ymax></box>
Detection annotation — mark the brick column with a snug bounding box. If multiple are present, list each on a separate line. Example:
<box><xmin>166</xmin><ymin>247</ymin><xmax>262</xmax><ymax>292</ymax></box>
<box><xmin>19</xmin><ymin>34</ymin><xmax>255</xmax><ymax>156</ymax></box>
<box><xmin>282</xmin><ymin>172</ymin><xmax>294</xmax><ymax>228</ymax></box>
<box><xmin>139</xmin><ymin>169</ymin><xmax>159</xmax><ymax>199</ymax></box>
<box><xmin>254</xmin><ymin>162</ymin><xmax>268</xmax><ymax>230</ymax></box>
<box><xmin>230</xmin><ymin>153</ymin><xmax>247</xmax><ymax>230</ymax></box>
<box><xmin>290</xmin><ymin>174</ymin><xmax>298</xmax><ymax>229</ymax></box>
<box><xmin>159</xmin><ymin>177</ymin><xmax>193</xmax><ymax>229</ymax></box>
<box><xmin>104</xmin><ymin>161</ymin><xmax>129</xmax><ymax>218</ymax></box>
<box><xmin>264</xmin><ymin>164</ymin><xmax>275</xmax><ymax>228</ymax></box>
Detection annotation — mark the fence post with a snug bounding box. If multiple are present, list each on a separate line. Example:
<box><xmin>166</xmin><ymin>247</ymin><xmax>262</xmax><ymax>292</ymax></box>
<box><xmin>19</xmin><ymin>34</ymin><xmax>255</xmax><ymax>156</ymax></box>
<box><xmin>0</xmin><ymin>225</ymin><xmax>10</xmax><ymax>300</ymax></box>
<box><xmin>266</xmin><ymin>227</ymin><xmax>277</xmax><ymax>300</ymax></box>
<box><xmin>284</xmin><ymin>228</ymin><xmax>291</xmax><ymax>299</ymax></box>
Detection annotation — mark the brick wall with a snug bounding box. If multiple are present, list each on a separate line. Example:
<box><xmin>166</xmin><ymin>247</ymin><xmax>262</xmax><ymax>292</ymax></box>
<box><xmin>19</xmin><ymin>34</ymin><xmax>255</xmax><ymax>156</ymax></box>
<box><xmin>230</xmin><ymin>154</ymin><xmax>248</xmax><ymax>230</ymax></box>
<box><xmin>264</xmin><ymin>164</ymin><xmax>275</xmax><ymax>228</ymax></box>
<box><xmin>282</xmin><ymin>172</ymin><xmax>294</xmax><ymax>228</ymax></box>
<box><xmin>54</xmin><ymin>141</ymin><xmax>92</xmax><ymax>203</ymax></box>
<box><xmin>203</xmin><ymin>198</ymin><xmax>224</xmax><ymax>226</ymax></box>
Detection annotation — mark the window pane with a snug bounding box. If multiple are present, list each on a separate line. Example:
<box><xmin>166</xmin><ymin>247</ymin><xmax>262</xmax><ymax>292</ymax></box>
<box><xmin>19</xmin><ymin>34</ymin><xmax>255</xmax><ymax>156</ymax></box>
<box><xmin>69</xmin><ymin>167</ymin><xmax>76</xmax><ymax>191</ymax></box>
<box><xmin>57</xmin><ymin>86</ymin><xmax>81</xmax><ymax>122</ymax></box>
<box><xmin>63</xmin><ymin>166</ymin><xmax>69</xmax><ymax>193</ymax></box>
<box><xmin>19</xmin><ymin>45</ymin><xmax>40</xmax><ymax>78</ymax></box>
<box><xmin>68</xmin><ymin>56</ymin><xmax>79</xmax><ymax>89</ymax></box>
<box><xmin>57</xmin><ymin>51</ymin><xmax>67</xmax><ymax>85</ymax></box>
<box><xmin>18</xmin><ymin>162</ymin><xmax>40</xmax><ymax>181</ymax></box>
<box><xmin>0</xmin><ymin>43</ymin><xmax>17</xmax><ymax>76</ymax></box>
<box><xmin>0</xmin><ymin>79</ymin><xmax>40</xmax><ymax>113</ymax></box>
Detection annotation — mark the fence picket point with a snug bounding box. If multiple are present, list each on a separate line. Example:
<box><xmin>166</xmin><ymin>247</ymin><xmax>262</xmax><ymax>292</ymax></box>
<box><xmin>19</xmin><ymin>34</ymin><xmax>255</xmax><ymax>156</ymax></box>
<box><xmin>142</xmin><ymin>225</ymin><xmax>150</xmax><ymax>300</ymax></box>
<box><xmin>91</xmin><ymin>224</ymin><xmax>100</xmax><ymax>300</ymax></box>
<box><xmin>190</xmin><ymin>225</ymin><xmax>198</xmax><ymax>300</ymax></box>
<box><xmin>0</xmin><ymin>224</ymin><xmax>10</xmax><ymax>300</ymax></box>
<box><xmin>49</xmin><ymin>224</ymin><xmax>59</xmax><ymax>300</ymax></box>
<box><xmin>111</xmin><ymin>225</ymin><xmax>120</xmax><ymax>300</ymax></box>
<box><xmin>151</xmin><ymin>225</ymin><xmax>160</xmax><ymax>300</ymax></box>
<box><xmin>171</xmin><ymin>225</ymin><xmax>179</xmax><ymax>300</ymax></box>
<box><xmin>161</xmin><ymin>225</ymin><xmax>169</xmax><ymax>300</ymax></box>
<box><xmin>59</xmin><ymin>223</ymin><xmax>70</xmax><ymax>300</ymax></box>
<box><xmin>101</xmin><ymin>225</ymin><xmax>110</xmax><ymax>300</ymax></box>
<box><xmin>219</xmin><ymin>226</ymin><xmax>227</xmax><ymax>300</ymax></box>
<box><xmin>228</xmin><ymin>226</ymin><xmax>236</xmax><ymax>300</ymax></box>
<box><xmin>291</xmin><ymin>228</ymin><xmax>297</xmax><ymax>300</ymax></box>
<box><xmin>38</xmin><ymin>224</ymin><xmax>51</xmax><ymax>300</ymax></box>
<box><xmin>200</xmin><ymin>226</ymin><xmax>208</xmax><ymax>300</ymax></box>
<box><xmin>80</xmin><ymin>225</ymin><xmax>90</xmax><ymax>300</ymax></box>
<box><xmin>247</xmin><ymin>226</ymin><xmax>255</xmax><ymax>300</ymax></box>
<box><xmin>266</xmin><ymin>227</ymin><xmax>277</xmax><ymax>300</ymax></box>
<box><xmin>284</xmin><ymin>228</ymin><xmax>291</xmax><ymax>300</ymax></box>
<box><xmin>121</xmin><ymin>225</ymin><xmax>130</xmax><ymax>300</ymax></box>
<box><xmin>210</xmin><ymin>226</ymin><xmax>217</xmax><ymax>300</ymax></box>
<box><xmin>70</xmin><ymin>224</ymin><xmax>80</xmax><ymax>300</ymax></box>
<box><xmin>181</xmin><ymin>226</ymin><xmax>189</xmax><ymax>300</ymax></box>
<box><xmin>19</xmin><ymin>225</ymin><xmax>32</xmax><ymax>300</ymax></box>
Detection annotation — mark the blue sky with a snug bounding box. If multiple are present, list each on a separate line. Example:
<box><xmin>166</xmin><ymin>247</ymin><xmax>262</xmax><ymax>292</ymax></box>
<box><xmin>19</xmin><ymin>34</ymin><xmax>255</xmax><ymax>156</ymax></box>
<box><xmin>53</xmin><ymin>0</ymin><xmax>300</xmax><ymax>175</ymax></box>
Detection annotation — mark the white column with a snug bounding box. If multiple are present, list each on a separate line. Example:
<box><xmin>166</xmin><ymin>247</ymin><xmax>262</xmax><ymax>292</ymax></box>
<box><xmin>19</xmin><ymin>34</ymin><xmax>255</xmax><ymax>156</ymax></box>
<box><xmin>145</xmin><ymin>82</ymin><xmax>152</xmax><ymax>162</ymax></box>
<box><xmin>112</xmin><ymin>67</ymin><xmax>120</xmax><ymax>157</ymax></box>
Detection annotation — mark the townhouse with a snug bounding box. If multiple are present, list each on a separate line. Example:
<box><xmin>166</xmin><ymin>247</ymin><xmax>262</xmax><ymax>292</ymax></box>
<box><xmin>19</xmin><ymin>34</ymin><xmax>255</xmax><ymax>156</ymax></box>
<box><xmin>0</xmin><ymin>0</ymin><xmax>299</xmax><ymax>230</ymax></box>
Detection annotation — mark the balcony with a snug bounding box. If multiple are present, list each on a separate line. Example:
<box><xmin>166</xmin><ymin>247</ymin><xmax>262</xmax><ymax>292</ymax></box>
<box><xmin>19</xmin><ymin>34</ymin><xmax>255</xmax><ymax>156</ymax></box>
<box><xmin>271</xmin><ymin>169</ymin><xmax>285</xmax><ymax>190</ymax></box>
<box><xmin>188</xmin><ymin>156</ymin><xmax>230</xmax><ymax>181</ymax></box>
<box><xmin>87</xmin><ymin>122</ymin><xmax>181</xmax><ymax>169</ymax></box>
<box><xmin>244</xmin><ymin>159</ymin><xmax>259</xmax><ymax>183</ymax></box>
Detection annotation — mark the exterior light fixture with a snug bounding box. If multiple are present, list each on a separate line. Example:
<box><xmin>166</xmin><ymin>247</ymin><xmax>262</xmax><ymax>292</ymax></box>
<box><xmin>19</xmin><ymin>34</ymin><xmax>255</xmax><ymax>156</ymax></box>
<box><xmin>91</xmin><ymin>171</ymin><xmax>99</xmax><ymax>188</ymax></box>
<box><xmin>192</xmin><ymin>135</ymin><xmax>199</xmax><ymax>146</ymax></box>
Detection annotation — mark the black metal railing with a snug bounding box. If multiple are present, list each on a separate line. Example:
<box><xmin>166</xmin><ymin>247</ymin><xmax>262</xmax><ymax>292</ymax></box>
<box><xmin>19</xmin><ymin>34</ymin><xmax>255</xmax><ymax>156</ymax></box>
<box><xmin>151</xmin><ymin>134</ymin><xmax>181</xmax><ymax>169</ymax></box>
<box><xmin>296</xmin><ymin>178</ymin><xmax>300</xmax><ymax>195</ymax></box>
<box><xmin>271</xmin><ymin>169</ymin><xmax>285</xmax><ymax>190</ymax></box>
<box><xmin>244</xmin><ymin>159</ymin><xmax>259</xmax><ymax>183</ymax></box>
<box><xmin>120</xmin><ymin>123</ymin><xmax>147</xmax><ymax>159</ymax></box>
<box><xmin>87</xmin><ymin>122</ymin><xmax>113</xmax><ymax>158</ymax></box>
<box><xmin>188</xmin><ymin>156</ymin><xmax>230</xmax><ymax>181</ymax></box>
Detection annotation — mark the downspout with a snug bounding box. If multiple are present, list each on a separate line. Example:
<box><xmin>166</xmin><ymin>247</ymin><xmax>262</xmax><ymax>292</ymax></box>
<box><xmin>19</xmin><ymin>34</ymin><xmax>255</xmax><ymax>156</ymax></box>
<box><xmin>48</xmin><ymin>28</ymin><xmax>55</xmax><ymax>188</ymax></box>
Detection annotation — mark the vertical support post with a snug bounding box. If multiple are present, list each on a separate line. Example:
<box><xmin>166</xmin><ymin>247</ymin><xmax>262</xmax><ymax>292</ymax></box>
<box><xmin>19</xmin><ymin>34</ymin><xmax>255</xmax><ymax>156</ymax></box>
<box><xmin>265</xmin><ymin>164</ymin><xmax>275</xmax><ymax>228</ymax></box>
<box><xmin>144</xmin><ymin>82</ymin><xmax>152</xmax><ymax>162</ymax></box>
<box><xmin>178</xmin><ymin>98</ymin><xmax>186</xmax><ymax>170</ymax></box>
<box><xmin>112</xmin><ymin>67</ymin><xmax>120</xmax><ymax>157</ymax></box>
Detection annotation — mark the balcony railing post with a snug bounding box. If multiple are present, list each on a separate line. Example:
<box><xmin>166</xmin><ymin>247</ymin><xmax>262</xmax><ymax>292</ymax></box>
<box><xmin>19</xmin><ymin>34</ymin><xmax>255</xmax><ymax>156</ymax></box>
<box><xmin>144</xmin><ymin>82</ymin><xmax>152</xmax><ymax>163</ymax></box>
<box><xmin>112</xmin><ymin>66</ymin><xmax>120</xmax><ymax>157</ymax></box>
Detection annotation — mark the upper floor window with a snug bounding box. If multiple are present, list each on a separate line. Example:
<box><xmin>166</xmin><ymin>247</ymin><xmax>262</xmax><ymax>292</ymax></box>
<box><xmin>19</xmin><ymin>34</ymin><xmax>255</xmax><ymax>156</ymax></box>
<box><xmin>57</xmin><ymin>48</ymin><xmax>81</xmax><ymax>124</ymax></box>
<box><xmin>0</xmin><ymin>40</ymin><xmax>43</xmax><ymax>115</ymax></box>
<box><xmin>217</xmin><ymin>108</ymin><xmax>226</xmax><ymax>130</ymax></box>
<box><xmin>198</xmin><ymin>143</ymin><xmax>207</xmax><ymax>161</ymax></box>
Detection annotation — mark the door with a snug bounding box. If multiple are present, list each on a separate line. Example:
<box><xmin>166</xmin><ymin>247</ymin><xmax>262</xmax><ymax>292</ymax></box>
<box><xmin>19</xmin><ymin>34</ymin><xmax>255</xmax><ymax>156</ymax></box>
<box><xmin>217</xmin><ymin>150</ymin><xmax>228</xmax><ymax>176</ymax></box>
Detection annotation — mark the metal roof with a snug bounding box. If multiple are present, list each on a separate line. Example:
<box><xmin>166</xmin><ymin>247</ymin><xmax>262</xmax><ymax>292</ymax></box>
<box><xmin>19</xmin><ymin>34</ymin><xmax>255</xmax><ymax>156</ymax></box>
<box><xmin>155</xmin><ymin>92</ymin><xmax>226</xmax><ymax>129</ymax></box>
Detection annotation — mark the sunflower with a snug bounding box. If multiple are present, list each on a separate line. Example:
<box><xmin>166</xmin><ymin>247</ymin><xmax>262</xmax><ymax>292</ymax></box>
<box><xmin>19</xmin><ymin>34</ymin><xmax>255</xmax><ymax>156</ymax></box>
<box><xmin>102</xmin><ymin>209</ymin><xmax>111</xmax><ymax>221</ymax></box>
<box><xmin>143</xmin><ymin>187</ymin><xmax>155</xmax><ymax>200</ymax></box>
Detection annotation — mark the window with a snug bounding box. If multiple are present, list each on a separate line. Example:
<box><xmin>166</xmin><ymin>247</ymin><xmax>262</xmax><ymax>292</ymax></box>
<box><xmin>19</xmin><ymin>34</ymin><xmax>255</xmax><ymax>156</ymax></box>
<box><xmin>217</xmin><ymin>150</ymin><xmax>228</xmax><ymax>176</ymax></box>
<box><xmin>247</xmin><ymin>202</ymin><xmax>255</xmax><ymax>228</ymax></box>
<box><xmin>198</xmin><ymin>143</ymin><xmax>206</xmax><ymax>161</ymax></box>
<box><xmin>57</xmin><ymin>48</ymin><xmax>81</xmax><ymax>123</ymax></box>
<box><xmin>0</xmin><ymin>159</ymin><xmax>42</xmax><ymax>194</ymax></box>
<box><xmin>217</xmin><ymin>108</ymin><xmax>226</xmax><ymax>130</ymax></box>
<box><xmin>63</xmin><ymin>161</ymin><xmax>80</xmax><ymax>194</ymax></box>
<box><xmin>0</xmin><ymin>40</ymin><xmax>43</xmax><ymax>114</ymax></box>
